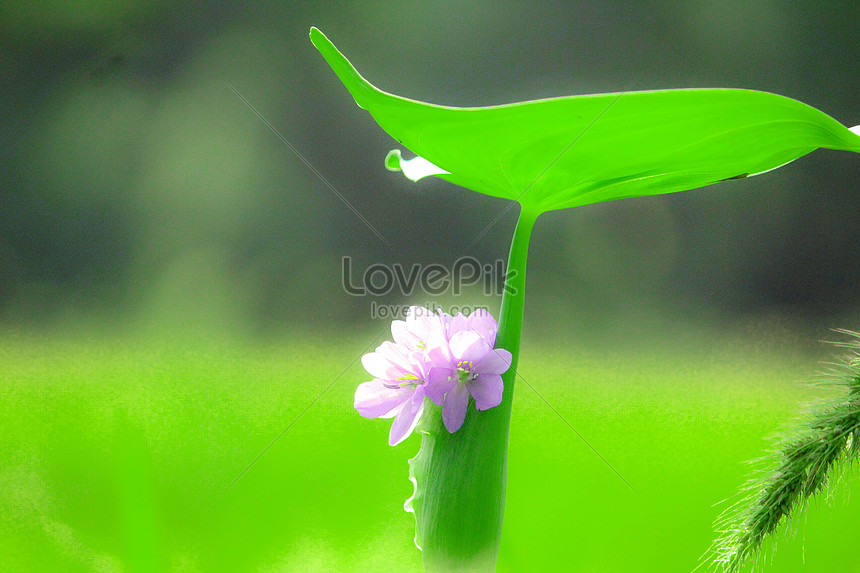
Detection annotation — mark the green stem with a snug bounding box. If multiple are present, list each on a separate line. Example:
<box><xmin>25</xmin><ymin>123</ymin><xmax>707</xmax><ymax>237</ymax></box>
<box><xmin>408</xmin><ymin>204</ymin><xmax>539</xmax><ymax>572</ymax></box>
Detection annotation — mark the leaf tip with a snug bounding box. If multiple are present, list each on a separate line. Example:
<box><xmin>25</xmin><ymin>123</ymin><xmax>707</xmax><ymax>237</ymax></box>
<box><xmin>308</xmin><ymin>26</ymin><xmax>327</xmax><ymax>50</ymax></box>
<box><xmin>308</xmin><ymin>27</ymin><xmax>379</xmax><ymax>110</ymax></box>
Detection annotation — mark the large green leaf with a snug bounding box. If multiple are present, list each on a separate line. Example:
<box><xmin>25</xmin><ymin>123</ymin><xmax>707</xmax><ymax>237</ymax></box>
<box><xmin>310</xmin><ymin>27</ymin><xmax>859</xmax><ymax>213</ymax></box>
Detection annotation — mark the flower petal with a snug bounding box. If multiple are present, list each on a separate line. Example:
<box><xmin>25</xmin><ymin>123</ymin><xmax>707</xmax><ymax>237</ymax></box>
<box><xmin>354</xmin><ymin>379</ymin><xmax>410</xmax><ymax>419</ymax></box>
<box><xmin>477</xmin><ymin>349</ymin><xmax>512</xmax><ymax>375</ymax></box>
<box><xmin>442</xmin><ymin>383</ymin><xmax>470</xmax><ymax>433</ymax></box>
<box><xmin>394</xmin><ymin>307</ymin><xmax>439</xmax><ymax>348</ymax></box>
<box><xmin>410</xmin><ymin>352</ymin><xmax>433</xmax><ymax>382</ymax></box>
<box><xmin>390</xmin><ymin>319</ymin><xmax>415</xmax><ymax>347</ymax></box>
<box><xmin>469</xmin><ymin>374</ymin><xmax>504</xmax><ymax>410</ymax></box>
<box><xmin>389</xmin><ymin>393</ymin><xmax>425</xmax><ymax>445</ymax></box>
<box><xmin>361</xmin><ymin>344</ymin><xmax>406</xmax><ymax>378</ymax></box>
<box><xmin>425</xmin><ymin>367</ymin><xmax>455</xmax><ymax>405</ymax></box>
<box><xmin>448</xmin><ymin>313</ymin><xmax>470</xmax><ymax>335</ymax></box>
<box><xmin>449</xmin><ymin>330</ymin><xmax>492</xmax><ymax>363</ymax></box>
<box><xmin>427</xmin><ymin>335</ymin><xmax>454</xmax><ymax>366</ymax></box>
<box><xmin>361</xmin><ymin>351</ymin><xmax>392</xmax><ymax>379</ymax></box>
<box><xmin>467</xmin><ymin>310</ymin><xmax>498</xmax><ymax>346</ymax></box>
<box><xmin>362</xmin><ymin>341</ymin><xmax>418</xmax><ymax>380</ymax></box>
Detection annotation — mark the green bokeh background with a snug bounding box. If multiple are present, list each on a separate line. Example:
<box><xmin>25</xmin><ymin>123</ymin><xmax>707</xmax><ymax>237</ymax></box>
<box><xmin>2</xmin><ymin>3</ymin><xmax>859</xmax><ymax>572</ymax></box>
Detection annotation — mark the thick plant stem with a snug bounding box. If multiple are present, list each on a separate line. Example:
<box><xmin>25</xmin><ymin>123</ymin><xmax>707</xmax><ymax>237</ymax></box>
<box><xmin>408</xmin><ymin>205</ymin><xmax>539</xmax><ymax>572</ymax></box>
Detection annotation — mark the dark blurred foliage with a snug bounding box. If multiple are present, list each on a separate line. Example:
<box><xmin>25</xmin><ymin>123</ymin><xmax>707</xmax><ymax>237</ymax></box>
<box><xmin>1</xmin><ymin>1</ymin><xmax>858</xmax><ymax>338</ymax></box>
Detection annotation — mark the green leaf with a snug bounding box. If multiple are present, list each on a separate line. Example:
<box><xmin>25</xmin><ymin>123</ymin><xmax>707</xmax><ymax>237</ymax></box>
<box><xmin>310</xmin><ymin>27</ymin><xmax>860</xmax><ymax>213</ymax></box>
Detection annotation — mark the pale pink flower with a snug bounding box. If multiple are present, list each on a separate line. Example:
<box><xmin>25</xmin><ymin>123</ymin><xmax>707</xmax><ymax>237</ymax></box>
<box><xmin>355</xmin><ymin>306</ymin><xmax>511</xmax><ymax>442</ymax></box>
<box><xmin>355</xmin><ymin>339</ymin><xmax>432</xmax><ymax>446</ymax></box>
<box><xmin>425</xmin><ymin>315</ymin><xmax>512</xmax><ymax>433</ymax></box>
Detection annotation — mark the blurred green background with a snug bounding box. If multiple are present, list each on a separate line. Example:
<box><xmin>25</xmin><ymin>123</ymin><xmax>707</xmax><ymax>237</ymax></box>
<box><xmin>2</xmin><ymin>2</ymin><xmax>859</xmax><ymax>572</ymax></box>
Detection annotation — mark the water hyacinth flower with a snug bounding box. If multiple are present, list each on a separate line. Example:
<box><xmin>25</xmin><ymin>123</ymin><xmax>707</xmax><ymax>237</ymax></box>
<box><xmin>355</xmin><ymin>339</ymin><xmax>431</xmax><ymax>446</ymax></box>
<box><xmin>426</xmin><ymin>327</ymin><xmax>512</xmax><ymax>433</ymax></box>
<box><xmin>356</xmin><ymin>306</ymin><xmax>510</xmax><ymax>444</ymax></box>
